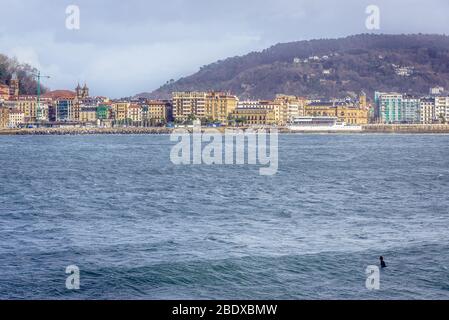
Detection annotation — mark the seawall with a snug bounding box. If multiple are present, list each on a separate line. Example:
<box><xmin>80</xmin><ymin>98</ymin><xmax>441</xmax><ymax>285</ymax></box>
<box><xmin>0</xmin><ymin>127</ymin><xmax>174</xmax><ymax>135</ymax></box>
<box><xmin>1</xmin><ymin>124</ymin><xmax>449</xmax><ymax>135</ymax></box>
<box><xmin>362</xmin><ymin>124</ymin><xmax>449</xmax><ymax>133</ymax></box>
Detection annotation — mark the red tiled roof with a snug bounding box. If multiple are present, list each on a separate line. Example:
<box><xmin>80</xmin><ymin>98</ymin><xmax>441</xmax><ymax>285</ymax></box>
<box><xmin>42</xmin><ymin>90</ymin><xmax>76</xmax><ymax>99</ymax></box>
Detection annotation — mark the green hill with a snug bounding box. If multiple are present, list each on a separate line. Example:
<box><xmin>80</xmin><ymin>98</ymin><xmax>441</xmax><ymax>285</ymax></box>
<box><xmin>139</xmin><ymin>34</ymin><xmax>449</xmax><ymax>100</ymax></box>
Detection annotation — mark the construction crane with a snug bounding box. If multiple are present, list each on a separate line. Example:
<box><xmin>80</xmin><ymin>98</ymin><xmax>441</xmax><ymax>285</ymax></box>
<box><xmin>31</xmin><ymin>70</ymin><xmax>50</xmax><ymax>121</ymax></box>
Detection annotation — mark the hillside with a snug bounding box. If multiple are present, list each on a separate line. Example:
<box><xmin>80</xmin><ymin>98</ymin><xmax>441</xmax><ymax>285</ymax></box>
<box><xmin>0</xmin><ymin>54</ymin><xmax>46</xmax><ymax>95</ymax></box>
<box><xmin>139</xmin><ymin>34</ymin><xmax>449</xmax><ymax>100</ymax></box>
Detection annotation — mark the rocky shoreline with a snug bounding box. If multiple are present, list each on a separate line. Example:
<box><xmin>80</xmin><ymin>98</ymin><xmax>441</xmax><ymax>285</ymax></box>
<box><xmin>362</xmin><ymin>124</ymin><xmax>449</xmax><ymax>133</ymax></box>
<box><xmin>0</xmin><ymin>127</ymin><xmax>174</xmax><ymax>135</ymax></box>
<box><xmin>1</xmin><ymin>124</ymin><xmax>449</xmax><ymax>135</ymax></box>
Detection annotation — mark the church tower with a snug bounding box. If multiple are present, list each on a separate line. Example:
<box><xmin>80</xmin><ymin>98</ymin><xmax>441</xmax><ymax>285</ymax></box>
<box><xmin>9</xmin><ymin>73</ymin><xmax>19</xmax><ymax>99</ymax></box>
<box><xmin>76</xmin><ymin>83</ymin><xmax>83</xmax><ymax>99</ymax></box>
<box><xmin>82</xmin><ymin>83</ymin><xmax>89</xmax><ymax>98</ymax></box>
<box><xmin>76</xmin><ymin>82</ymin><xmax>89</xmax><ymax>99</ymax></box>
<box><xmin>359</xmin><ymin>91</ymin><xmax>367</xmax><ymax>109</ymax></box>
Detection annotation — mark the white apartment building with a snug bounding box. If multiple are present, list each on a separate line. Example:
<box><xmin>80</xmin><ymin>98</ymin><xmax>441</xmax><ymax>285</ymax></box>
<box><xmin>37</xmin><ymin>104</ymin><xmax>49</xmax><ymax>121</ymax></box>
<box><xmin>274</xmin><ymin>94</ymin><xmax>306</xmax><ymax>124</ymax></box>
<box><xmin>402</xmin><ymin>96</ymin><xmax>421</xmax><ymax>123</ymax></box>
<box><xmin>435</xmin><ymin>96</ymin><xmax>449</xmax><ymax>122</ymax></box>
<box><xmin>430</xmin><ymin>86</ymin><xmax>444</xmax><ymax>95</ymax></box>
<box><xmin>127</xmin><ymin>104</ymin><xmax>143</xmax><ymax>123</ymax></box>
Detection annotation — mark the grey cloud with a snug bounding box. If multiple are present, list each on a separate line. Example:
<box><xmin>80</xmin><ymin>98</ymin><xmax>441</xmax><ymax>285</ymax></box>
<box><xmin>0</xmin><ymin>0</ymin><xmax>448</xmax><ymax>97</ymax></box>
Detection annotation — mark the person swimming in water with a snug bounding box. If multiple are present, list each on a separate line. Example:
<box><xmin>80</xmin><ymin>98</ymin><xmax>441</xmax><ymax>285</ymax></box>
<box><xmin>380</xmin><ymin>256</ymin><xmax>387</xmax><ymax>268</ymax></box>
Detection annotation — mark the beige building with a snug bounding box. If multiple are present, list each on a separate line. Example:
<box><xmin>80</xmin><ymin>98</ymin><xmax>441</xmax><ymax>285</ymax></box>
<box><xmin>0</xmin><ymin>84</ymin><xmax>10</xmax><ymax>100</ymax></box>
<box><xmin>230</xmin><ymin>108</ymin><xmax>276</xmax><ymax>126</ymax></box>
<box><xmin>305</xmin><ymin>102</ymin><xmax>368</xmax><ymax>125</ymax></box>
<box><xmin>0</xmin><ymin>106</ymin><xmax>9</xmax><ymax>128</ymax></box>
<box><xmin>147</xmin><ymin>100</ymin><xmax>172</xmax><ymax>124</ymax></box>
<box><xmin>70</xmin><ymin>100</ymin><xmax>81</xmax><ymax>121</ymax></box>
<box><xmin>205</xmin><ymin>92</ymin><xmax>238</xmax><ymax>124</ymax></box>
<box><xmin>172</xmin><ymin>92</ymin><xmax>207</xmax><ymax>122</ymax></box>
<box><xmin>11</xmin><ymin>96</ymin><xmax>52</xmax><ymax>122</ymax></box>
<box><xmin>112</xmin><ymin>102</ymin><xmax>130</xmax><ymax>121</ymax></box>
<box><xmin>274</xmin><ymin>94</ymin><xmax>306</xmax><ymax>124</ymax></box>
<box><xmin>8</xmin><ymin>109</ymin><xmax>25</xmax><ymax>128</ymax></box>
<box><xmin>16</xmin><ymin>96</ymin><xmax>38</xmax><ymax>122</ymax></box>
<box><xmin>172</xmin><ymin>91</ymin><xmax>238</xmax><ymax>124</ymax></box>
<box><xmin>79</xmin><ymin>106</ymin><xmax>97</xmax><ymax>123</ymax></box>
<box><xmin>336</xmin><ymin>106</ymin><xmax>369</xmax><ymax>125</ymax></box>
<box><xmin>420</xmin><ymin>98</ymin><xmax>435</xmax><ymax>124</ymax></box>
<box><xmin>238</xmin><ymin>100</ymin><xmax>284</xmax><ymax>125</ymax></box>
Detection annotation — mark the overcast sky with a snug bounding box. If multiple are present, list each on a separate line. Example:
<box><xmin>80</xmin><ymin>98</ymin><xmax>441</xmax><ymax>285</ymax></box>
<box><xmin>0</xmin><ymin>0</ymin><xmax>448</xmax><ymax>97</ymax></box>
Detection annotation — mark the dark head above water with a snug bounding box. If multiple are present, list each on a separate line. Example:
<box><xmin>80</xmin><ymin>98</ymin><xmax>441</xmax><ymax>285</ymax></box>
<box><xmin>380</xmin><ymin>256</ymin><xmax>387</xmax><ymax>268</ymax></box>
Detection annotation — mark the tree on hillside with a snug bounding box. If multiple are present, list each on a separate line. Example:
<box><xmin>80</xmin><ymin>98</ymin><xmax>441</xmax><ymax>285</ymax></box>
<box><xmin>0</xmin><ymin>53</ymin><xmax>47</xmax><ymax>95</ymax></box>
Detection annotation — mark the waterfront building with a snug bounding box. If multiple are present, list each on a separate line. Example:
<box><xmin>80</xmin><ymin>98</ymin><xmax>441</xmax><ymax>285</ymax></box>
<box><xmin>0</xmin><ymin>106</ymin><xmax>9</xmax><ymax>128</ymax></box>
<box><xmin>0</xmin><ymin>84</ymin><xmax>10</xmax><ymax>100</ymax></box>
<box><xmin>37</xmin><ymin>104</ymin><xmax>49</xmax><ymax>122</ymax></box>
<box><xmin>16</xmin><ymin>96</ymin><xmax>38</xmax><ymax>122</ymax></box>
<box><xmin>73</xmin><ymin>84</ymin><xmax>92</xmax><ymax>122</ymax></box>
<box><xmin>402</xmin><ymin>95</ymin><xmax>421</xmax><ymax>123</ymax></box>
<box><xmin>128</xmin><ymin>104</ymin><xmax>142</xmax><ymax>124</ymax></box>
<box><xmin>140</xmin><ymin>104</ymin><xmax>149</xmax><ymax>126</ymax></box>
<box><xmin>172</xmin><ymin>91</ymin><xmax>207</xmax><ymax>122</ymax></box>
<box><xmin>8</xmin><ymin>109</ymin><xmax>25</xmax><ymax>128</ymax></box>
<box><xmin>335</xmin><ymin>105</ymin><xmax>369</xmax><ymax>125</ymax></box>
<box><xmin>80</xmin><ymin>96</ymin><xmax>109</xmax><ymax>105</ymax></box>
<box><xmin>204</xmin><ymin>92</ymin><xmax>238</xmax><ymax>124</ymax></box>
<box><xmin>96</xmin><ymin>105</ymin><xmax>111</xmax><ymax>120</ymax></box>
<box><xmin>112</xmin><ymin>102</ymin><xmax>130</xmax><ymax>122</ymax></box>
<box><xmin>229</xmin><ymin>108</ymin><xmax>276</xmax><ymax>126</ymax></box>
<box><xmin>304</xmin><ymin>101</ymin><xmax>368</xmax><ymax>125</ymax></box>
<box><xmin>11</xmin><ymin>96</ymin><xmax>52</xmax><ymax>123</ymax></box>
<box><xmin>147</xmin><ymin>100</ymin><xmax>173</xmax><ymax>125</ymax></box>
<box><xmin>274</xmin><ymin>94</ymin><xmax>306</xmax><ymax>124</ymax></box>
<box><xmin>173</xmin><ymin>92</ymin><xmax>294</xmax><ymax>125</ymax></box>
<box><xmin>71</xmin><ymin>101</ymin><xmax>82</xmax><ymax>121</ymax></box>
<box><xmin>435</xmin><ymin>96</ymin><xmax>449</xmax><ymax>123</ymax></box>
<box><xmin>420</xmin><ymin>98</ymin><xmax>435</xmax><ymax>124</ymax></box>
<box><xmin>374</xmin><ymin>92</ymin><xmax>447</xmax><ymax>124</ymax></box>
<box><xmin>79</xmin><ymin>106</ymin><xmax>97</xmax><ymax>123</ymax></box>
<box><xmin>48</xmin><ymin>104</ymin><xmax>57</xmax><ymax>122</ymax></box>
<box><xmin>375</xmin><ymin>92</ymin><xmax>403</xmax><ymax>123</ymax></box>
<box><xmin>56</xmin><ymin>99</ymin><xmax>75</xmax><ymax>121</ymax></box>
<box><xmin>0</xmin><ymin>75</ymin><xmax>21</xmax><ymax>101</ymax></box>
<box><xmin>304</xmin><ymin>102</ymin><xmax>335</xmax><ymax>117</ymax></box>
<box><xmin>238</xmin><ymin>100</ymin><xmax>284</xmax><ymax>125</ymax></box>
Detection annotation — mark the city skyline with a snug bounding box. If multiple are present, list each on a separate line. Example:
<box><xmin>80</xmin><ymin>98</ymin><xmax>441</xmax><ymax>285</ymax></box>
<box><xmin>2</xmin><ymin>77</ymin><xmax>449</xmax><ymax>130</ymax></box>
<box><xmin>1</xmin><ymin>0</ymin><xmax>449</xmax><ymax>98</ymax></box>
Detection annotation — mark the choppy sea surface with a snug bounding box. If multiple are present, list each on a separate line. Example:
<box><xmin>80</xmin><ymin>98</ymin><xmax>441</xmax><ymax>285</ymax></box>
<box><xmin>0</xmin><ymin>134</ymin><xmax>448</xmax><ymax>299</ymax></box>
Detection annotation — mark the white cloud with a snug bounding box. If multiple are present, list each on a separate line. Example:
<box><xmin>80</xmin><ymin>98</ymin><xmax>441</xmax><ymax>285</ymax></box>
<box><xmin>0</xmin><ymin>0</ymin><xmax>448</xmax><ymax>97</ymax></box>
